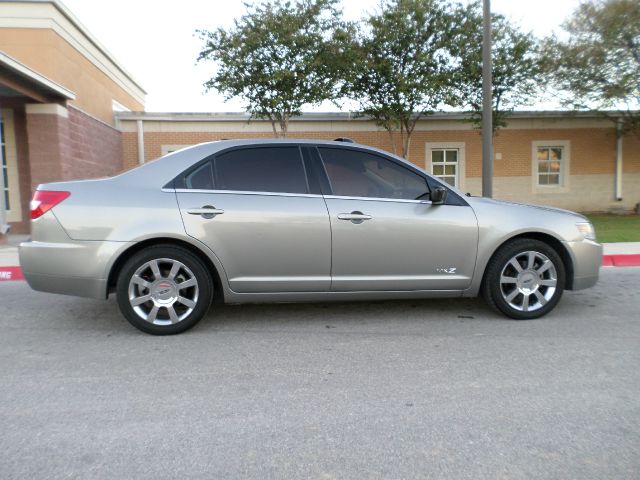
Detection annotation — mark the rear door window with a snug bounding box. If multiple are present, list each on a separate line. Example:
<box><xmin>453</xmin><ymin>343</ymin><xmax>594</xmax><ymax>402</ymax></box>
<box><xmin>214</xmin><ymin>147</ymin><xmax>309</xmax><ymax>194</ymax></box>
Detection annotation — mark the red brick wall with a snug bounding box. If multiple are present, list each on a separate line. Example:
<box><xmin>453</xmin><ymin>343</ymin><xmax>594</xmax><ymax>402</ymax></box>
<box><xmin>25</xmin><ymin>110</ymin><xmax>66</xmax><ymax>191</ymax></box>
<box><xmin>64</xmin><ymin>107</ymin><xmax>122</xmax><ymax>180</ymax></box>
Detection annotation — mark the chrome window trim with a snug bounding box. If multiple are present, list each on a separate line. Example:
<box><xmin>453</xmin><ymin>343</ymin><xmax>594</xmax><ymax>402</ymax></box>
<box><xmin>173</xmin><ymin>188</ymin><xmax>323</xmax><ymax>199</ymax></box>
<box><xmin>168</xmin><ymin>188</ymin><xmax>431</xmax><ymax>203</ymax></box>
<box><xmin>324</xmin><ymin>194</ymin><xmax>432</xmax><ymax>205</ymax></box>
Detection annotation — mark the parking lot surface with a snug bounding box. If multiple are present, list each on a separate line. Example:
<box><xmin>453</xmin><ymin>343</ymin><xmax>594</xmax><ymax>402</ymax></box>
<box><xmin>1</xmin><ymin>268</ymin><xmax>639</xmax><ymax>479</ymax></box>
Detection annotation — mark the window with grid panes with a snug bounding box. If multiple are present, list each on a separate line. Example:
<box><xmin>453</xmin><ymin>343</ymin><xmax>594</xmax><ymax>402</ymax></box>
<box><xmin>536</xmin><ymin>146</ymin><xmax>563</xmax><ymax>186</ymax></box>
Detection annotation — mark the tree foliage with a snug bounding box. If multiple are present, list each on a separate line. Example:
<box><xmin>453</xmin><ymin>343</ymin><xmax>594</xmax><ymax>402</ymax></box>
<box><xmin>542</xmin><ymin>0</ymin><xmax>640</xmax><ymax>136</ymax></box>
<box><xmin>345</xmin><ymin>0</ymin><xmax>456</xmax><ymax>158</ymax></box>
<box><xmin>196</xmin><ymin>0</ymin><xmax>351</xmax><ymax>136</ymax></box>
<box><xmin>450</xmin><ymin>1</ymin><xmax>541</xmax><ymax>133</ymax></box>
<box><xmin>197</xmin><ymin>0</ymin><xmax>544</xmax><ymax>149</ymax></box>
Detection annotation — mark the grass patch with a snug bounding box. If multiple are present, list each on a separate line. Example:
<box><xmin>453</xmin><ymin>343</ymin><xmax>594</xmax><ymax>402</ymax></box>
<box><xmin>584</xmin><ymin>214</ymin><xmax>640</xmax><ymax>243</ymax></box>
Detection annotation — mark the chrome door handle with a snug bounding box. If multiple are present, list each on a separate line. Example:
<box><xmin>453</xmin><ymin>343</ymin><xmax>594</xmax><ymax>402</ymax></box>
<box><xmin>337</xmin><ymin>211</ymin><xmax>372</xmax><ymax>223</ymax></box>
<box><xmin>186</xmin><ymin>206</ymin><xmax>224</xmax><ymax>218</ymax></box>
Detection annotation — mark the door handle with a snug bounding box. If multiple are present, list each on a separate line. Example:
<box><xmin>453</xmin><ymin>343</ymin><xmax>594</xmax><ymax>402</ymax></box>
<box><xmin>337</xmin><ymin>211</ymin><xmax>372</xmax><ymax>224</ymax></box>
<box><xmin>186</xmin><ymin>206</ymin><xmax>224</xmax><ymax>219</ymax></box>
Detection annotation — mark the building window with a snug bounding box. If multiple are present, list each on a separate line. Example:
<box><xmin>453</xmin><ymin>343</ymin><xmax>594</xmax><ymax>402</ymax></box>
<box><xmin>0</xmin><ymin>117</ymin><xmax>9</xmax><ymax>211</ymax></box>
<box><xmin>531</xmin><ymin>141</ymin><xmax>570</xmax><ymax>191</ymax></box>
<box><xmin>536</xmin><ymin>146</ymin><xmax>564</xmax><ymax>186</ymax></box>
<box><xmin>430</xmin><ymin>148</ymin><xmax>458</xmax><ymax>187</ymax></box>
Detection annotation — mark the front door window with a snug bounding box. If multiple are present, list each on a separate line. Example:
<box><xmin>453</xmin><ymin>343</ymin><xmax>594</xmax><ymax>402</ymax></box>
<box><xmin>317</xmin><ymin>147</ymin><xmax>428</xmax><ymax>200</ymax></box>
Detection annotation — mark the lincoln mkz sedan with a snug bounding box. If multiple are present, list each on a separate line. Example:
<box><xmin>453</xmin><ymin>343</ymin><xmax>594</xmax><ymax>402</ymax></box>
<box><xmin>19</xmin><ymin>139</ymin><xmax>602</xmax><ymax>334</ymax></box>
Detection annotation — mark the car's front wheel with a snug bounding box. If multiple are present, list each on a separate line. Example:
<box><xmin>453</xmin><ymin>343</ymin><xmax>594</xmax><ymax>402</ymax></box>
<box><xmin>483</xmin><ymin>238</ymin><xmax>566</xmax><ymax>320</ymax></box>
<box><xmin>116</xmin><ymin>245</ymin><xmax>213</xmax><ymax>335</ymax></box>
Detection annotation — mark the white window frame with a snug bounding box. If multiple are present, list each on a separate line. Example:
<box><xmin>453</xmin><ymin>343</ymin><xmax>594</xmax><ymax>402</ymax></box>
<box><xmin>0</xmin><ymin>109</ymin><xmax>22</xmax><ymax>222</ymax></box>
<box><xmin>426</xmin><ymin>142</ymin><xmax>466</xmax><ymax>190</ymax></box>
<box><xmin>531</xmin><ymin>140</ymin><xmax>570</xmax><ymax>193</ymax></box>
<box><xmin>1</xmin><ymin>112</ymin><xmax>8</xmax><ymax>211</ymax></box>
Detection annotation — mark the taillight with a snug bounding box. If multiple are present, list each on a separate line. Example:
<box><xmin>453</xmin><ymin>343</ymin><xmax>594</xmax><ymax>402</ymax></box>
<box><xmin>30</xmin><ymin>190</ymin><xmax>71</xmax><ymax>219</ymax></box>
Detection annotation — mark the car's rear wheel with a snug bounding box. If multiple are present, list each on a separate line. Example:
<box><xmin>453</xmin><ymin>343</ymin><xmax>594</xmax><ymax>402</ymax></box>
<box><xmin>483</xmin><ymin>238</ymin><xmax>566</xmax><ymax>320</ymax></box>
<box><xmin>116</xmin><ymin>245</ymin><xmax>213</xmax><ymax>335</ymax></box>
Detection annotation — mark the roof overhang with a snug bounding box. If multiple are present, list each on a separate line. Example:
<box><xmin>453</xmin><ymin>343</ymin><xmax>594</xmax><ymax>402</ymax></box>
<box><xmin>115</xmin><ymin>110</ymin><xmax>633</xmax><ymax>123</ymax></box>
<box><xmin>0</xmin><ymin>50</ymin><xmax>75</xmax><ymax>102</ymax></box>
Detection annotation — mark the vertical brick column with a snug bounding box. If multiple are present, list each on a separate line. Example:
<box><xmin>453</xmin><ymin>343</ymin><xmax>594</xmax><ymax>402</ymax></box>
<box><xmin>25</xmin><ymin>103</ymin><xmax>70</xmax><ymax>191</ymax></box>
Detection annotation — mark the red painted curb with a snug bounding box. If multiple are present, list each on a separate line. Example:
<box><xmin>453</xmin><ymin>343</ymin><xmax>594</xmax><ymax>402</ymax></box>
<box><xmin>605</xmin><ymin>254</ymin><xmax>640</xmax><ymax>267</ymax></box>
<box><xmin>0</xmin><ymin>267</ymin><xmax>25</xmax><ymax>281</ymax></box>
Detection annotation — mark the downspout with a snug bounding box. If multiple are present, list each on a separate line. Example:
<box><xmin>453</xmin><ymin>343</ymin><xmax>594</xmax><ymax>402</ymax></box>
<box><xmin>615</xmin><ymin>118</ymin><xmax>623</xmax><ymax>201</ymax></box>
<box><xmin>136</xmin><ymin>119</ymin><xmax>145</xmax><ymax>165</ymax></box>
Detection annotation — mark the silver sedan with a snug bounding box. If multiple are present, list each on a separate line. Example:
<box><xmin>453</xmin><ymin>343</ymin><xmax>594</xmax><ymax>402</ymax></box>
<box><xmin>19</xmin><ymin>139</ymin><xmax>602</xmax><ymax>334</ymax></box>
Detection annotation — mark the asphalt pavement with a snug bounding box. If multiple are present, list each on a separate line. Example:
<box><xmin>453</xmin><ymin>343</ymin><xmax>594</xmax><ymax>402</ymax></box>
<box><xmin>0</xmin><ymin>268</ymin><xmax>639</xmax><ymax>479</ymax></box>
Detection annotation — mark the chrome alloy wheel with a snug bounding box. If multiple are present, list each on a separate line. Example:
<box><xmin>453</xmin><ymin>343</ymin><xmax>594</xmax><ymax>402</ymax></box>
<box><xmin>499</xmin><ymin>251</ymin><xmax>558</xmax><ymax>313</ymax></box>
<box><xmin>128</xmin><ymin>258</ymin><xmax>199</xmax><ymax>325</ymax></box>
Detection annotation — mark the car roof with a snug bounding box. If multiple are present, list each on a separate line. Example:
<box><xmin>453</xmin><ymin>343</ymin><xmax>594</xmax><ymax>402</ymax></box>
<box><xmin>120</xmin><ymin>138</ymin><xmax>420</xmax><ymax>185</ymax></box>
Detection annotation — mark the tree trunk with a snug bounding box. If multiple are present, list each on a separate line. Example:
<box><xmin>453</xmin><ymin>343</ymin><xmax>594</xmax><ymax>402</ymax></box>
<box><xmin>402</xmin><ymin>134</ymin><xmax>412</xmax><ymax>160</ymax></box>
<box><xmin>268</xmin><ymin>115</ymin><xmax>278</xmax><ymax>138</ymax></box>
<box><xmin>386</xmin><ymin>128</ymin><xmax>397</xmax><ymax>155</ymax></box>
<box><xmin>279</xmin><ymin>113</ymin><xmax>289</xmax><ymax>138</ymax></box>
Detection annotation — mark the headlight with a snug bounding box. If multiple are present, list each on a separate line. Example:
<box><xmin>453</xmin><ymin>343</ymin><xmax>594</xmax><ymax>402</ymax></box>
<box><xmin>576</xmin><ymin>222</ymin><xmax>596</xmax><ymax>241</ymax></box>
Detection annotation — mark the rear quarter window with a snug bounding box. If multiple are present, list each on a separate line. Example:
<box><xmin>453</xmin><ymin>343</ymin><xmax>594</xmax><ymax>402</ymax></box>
<box><xmin>183</xmin><ymin>161</ymin><xmax>214</xmax><ymax>190</ymax></box>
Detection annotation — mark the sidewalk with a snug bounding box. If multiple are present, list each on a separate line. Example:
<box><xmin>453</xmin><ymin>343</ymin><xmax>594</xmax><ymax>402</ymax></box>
<box><xmin>1</xmin><ymin>236</ymin><xmax>639</xmax><ymax>281</ymax></box>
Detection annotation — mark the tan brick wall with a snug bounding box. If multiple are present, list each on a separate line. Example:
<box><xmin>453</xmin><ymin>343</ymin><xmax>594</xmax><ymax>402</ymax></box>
<box><xmin>122</xmin><ymin>129</ymin><xmax>484</xmax><ymax>173</ymax></box>
<box><xmin>624</xmin><ymin>134</ymin><xmax>640</xmax><ymax>173</ymax></box>
<box><xmin>0</xmin><ymin>28</ymin><xmax>143</xmax><ymax>124</ymax></box>
<box><xmin>466</xmin><ymin>173</ymin><xmax>640</xmax><ymax>212</ymax></box>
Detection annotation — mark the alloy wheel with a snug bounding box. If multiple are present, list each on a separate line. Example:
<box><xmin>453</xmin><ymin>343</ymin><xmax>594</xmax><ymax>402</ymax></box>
<box><xmin>499</xmin><ymin>250</ymin><xmax>558</xmax><ymax>313</ymax></box>
<box><xmin>127</xmin><ymin>258</ymin><xmax>199</xmax><ymax>325</ymax></box>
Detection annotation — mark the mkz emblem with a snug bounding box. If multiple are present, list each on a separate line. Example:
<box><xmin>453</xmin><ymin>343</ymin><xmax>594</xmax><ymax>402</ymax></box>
<box><xmin>436</xmin><ymin>267</ymin><xmax>457</xmax><ymax>274</ymax></box>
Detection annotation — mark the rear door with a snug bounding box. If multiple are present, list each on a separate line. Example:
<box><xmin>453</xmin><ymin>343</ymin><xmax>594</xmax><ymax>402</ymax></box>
<box><xmin>176</xmin><ymin>145</ymin><xmax>331</xmax><ymax>293</ymax></box>
<box><xmin>316</xmin><ymin>146</ymin><xmax>478</xmax><ymax>292</ymax></box>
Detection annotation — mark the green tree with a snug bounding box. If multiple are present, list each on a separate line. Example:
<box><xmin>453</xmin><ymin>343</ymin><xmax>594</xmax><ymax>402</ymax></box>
<box><xmin>450</xmin><ymin>1</ymin><xmax>541</xmax><ymax>133</ymax></box>
<box><xmin>345</xmin><ymin>0</ymin><xmax>457</xmax><ymax>158</ymax></box>
<box><xmin>196</xmin><ymin>0</ymin><xmax>351</xmax><ymax>137</ymax></box>
<box><xmin>542</xmin><ymin>0</ymin><xmax>640</xmax><ymax>136</ymax></box>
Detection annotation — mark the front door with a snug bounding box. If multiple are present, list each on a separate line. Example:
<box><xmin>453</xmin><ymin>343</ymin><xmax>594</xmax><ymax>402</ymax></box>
<box><xmin>177</xmin><ymin>146</ymin><xmax>331</xmax><ymax>293</ymax></box>
<box><xmin>317</xmin><ymin>147</ymin><xmax>478</xmax><ymax>292</ymax></box>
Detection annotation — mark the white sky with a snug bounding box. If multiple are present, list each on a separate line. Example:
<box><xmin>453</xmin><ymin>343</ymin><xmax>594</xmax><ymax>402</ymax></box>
<box><xmin>61</xmin><ymin>0</ymin><xmax>580</xmax><ymax>112</ymax></box>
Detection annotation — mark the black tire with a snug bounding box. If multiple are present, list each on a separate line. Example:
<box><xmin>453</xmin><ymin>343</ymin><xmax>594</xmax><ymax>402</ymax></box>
<box><xmin>116</xmin><ymin>245</ymin><xmax>213</xmax><ymax>335</ymax></box>
<box><xmin>482</xmin><ymin>238</ymin><xmax>566</xmax><ymax>320</ymax></box>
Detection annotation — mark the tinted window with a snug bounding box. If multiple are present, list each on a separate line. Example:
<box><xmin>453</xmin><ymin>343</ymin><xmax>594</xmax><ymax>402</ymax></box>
<box><xmin>215</xmin><ymin>147</ymin><xmax>308</xmax><ymax>194</ymax></box>
<box><xmin>184</xmin><ymin>161</ymin><xmax>214</xmax><ymax>190</ymax></box>
<box><xmin>318</xmin><ymin>148</ymin><xmax>428</xmax><ymax>200</ymax></box>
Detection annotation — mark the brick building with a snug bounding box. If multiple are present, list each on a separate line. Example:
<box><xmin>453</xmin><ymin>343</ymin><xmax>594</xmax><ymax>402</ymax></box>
<box><xmin>1</xmin><ymin>0</ymin><xmax>639</xmax><ymax>237</ymax></box>
<box><xmin>0</xmin><ymin>0</ymin><xmax>145</xmax><ymax>233</ymax></box>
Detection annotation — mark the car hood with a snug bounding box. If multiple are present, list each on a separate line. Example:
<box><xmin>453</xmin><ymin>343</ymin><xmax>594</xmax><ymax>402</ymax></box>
<box><xmin>466</xmin><ymin>196</ymin><xmax>588</xmax><ymax>221</ymax></box>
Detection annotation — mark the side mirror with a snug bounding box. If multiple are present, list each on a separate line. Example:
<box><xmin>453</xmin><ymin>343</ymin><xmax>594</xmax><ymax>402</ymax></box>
<box><xmin>430</xmin><ymin>186</ymin><xmax>448</xmax><ymax>205</ymax></box>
